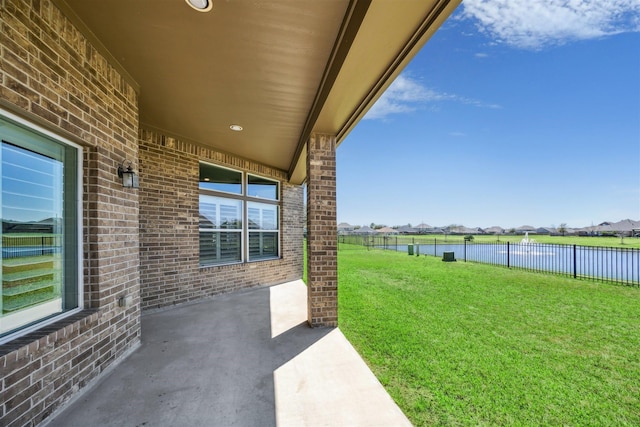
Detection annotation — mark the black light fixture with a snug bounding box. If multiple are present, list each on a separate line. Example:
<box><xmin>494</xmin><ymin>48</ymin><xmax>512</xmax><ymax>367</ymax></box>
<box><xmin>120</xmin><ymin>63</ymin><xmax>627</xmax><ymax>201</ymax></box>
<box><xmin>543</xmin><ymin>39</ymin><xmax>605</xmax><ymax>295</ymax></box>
<box><xmin>118</xmin><ymin>161</ymin><xmax>139</xmax><ymax>188</ymax></box>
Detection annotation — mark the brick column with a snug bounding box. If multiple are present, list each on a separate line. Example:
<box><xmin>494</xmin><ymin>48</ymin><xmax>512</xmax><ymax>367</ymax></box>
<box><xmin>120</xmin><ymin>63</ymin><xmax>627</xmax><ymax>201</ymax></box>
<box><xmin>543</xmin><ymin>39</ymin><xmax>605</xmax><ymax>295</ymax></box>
<box><xmin>306</xmin><ymin>133</ymin><xmax>338</xmax><ymax>327</ymax></box>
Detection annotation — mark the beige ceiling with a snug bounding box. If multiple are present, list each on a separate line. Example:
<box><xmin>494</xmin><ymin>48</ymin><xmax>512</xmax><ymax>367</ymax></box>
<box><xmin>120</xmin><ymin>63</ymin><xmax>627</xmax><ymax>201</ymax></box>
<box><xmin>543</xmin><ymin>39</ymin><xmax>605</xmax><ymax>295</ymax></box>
<box><xmin>54</xmin><ymin>0</ymin><xmax>460</xmax><ymax>184</ymax></box>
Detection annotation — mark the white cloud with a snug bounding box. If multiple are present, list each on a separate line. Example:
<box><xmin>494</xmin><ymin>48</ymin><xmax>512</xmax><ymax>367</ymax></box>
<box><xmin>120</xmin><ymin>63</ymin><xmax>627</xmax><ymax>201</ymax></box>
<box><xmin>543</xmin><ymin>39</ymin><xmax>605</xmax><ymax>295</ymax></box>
<box><xmin>461</xmin><ymin>0</ymin><xmax>640</xmax><ymax>49</ymax></box>
<box><xmin>365</xmin><ymin>75</ymin><xmax>500</xmax><ymax>120</ymax></box>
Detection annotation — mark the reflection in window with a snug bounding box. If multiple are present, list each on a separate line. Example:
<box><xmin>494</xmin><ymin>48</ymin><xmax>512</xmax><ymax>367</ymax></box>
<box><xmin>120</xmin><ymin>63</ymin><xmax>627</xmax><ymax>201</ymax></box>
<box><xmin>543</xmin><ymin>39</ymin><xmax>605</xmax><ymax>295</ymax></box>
<box><xmin>247</xmin><ymin>202</ymin><xmax>278</xmax><ymax>260</ymax></box>
<box><xmin>199</xmin><ymin>163</ymin><xmax>280</xmax><ymax>266</ymax></box>
<box><xmin>199</xmin><ymin>163</ymin><xmax>242</xmax><ymax>194</ymax></box>
<box><xmin>199</xmin><ymin>195</ymin><xmax>242</xmax><ymax>265</ymax></box>
<box><xmin>1</xmin><ymin>117</ymin><xmax>79</xmax><ymax>340</ymax></box>
<box><xmin>247</xmin><ymin>174</ymin><xmax>278</xmax><ymax>200</ymax></box>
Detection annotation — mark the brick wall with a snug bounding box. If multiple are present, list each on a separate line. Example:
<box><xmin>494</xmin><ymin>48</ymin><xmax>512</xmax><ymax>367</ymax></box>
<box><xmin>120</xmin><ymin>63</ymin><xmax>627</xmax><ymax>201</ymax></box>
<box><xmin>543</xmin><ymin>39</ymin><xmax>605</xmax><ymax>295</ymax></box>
<box><xmin>0</xmin><ymin>0</ymin><xmax>140</xmax><ymax>425</ymax></box>
<box><xmin>138</xmin><ymin>129</ymin><xmax>304</xmax><ymax>310</ymax></box>
<box><xmin>306</xmin><ymin>133</ymin><xmax>338</xmax><ymax>327</ymax></box>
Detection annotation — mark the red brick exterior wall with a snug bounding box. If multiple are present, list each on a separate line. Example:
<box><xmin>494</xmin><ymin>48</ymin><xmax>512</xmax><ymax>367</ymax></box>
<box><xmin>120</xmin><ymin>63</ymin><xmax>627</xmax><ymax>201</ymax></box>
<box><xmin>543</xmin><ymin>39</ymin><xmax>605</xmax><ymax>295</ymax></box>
<box><xmin>138</xmin><ymin>129</ymin><xmax>304</xmax><ymax>310</ymax></box>
<box><xmin>306</xmin><ymin>133</ymin><xmax>338</xmax><ymax>327</ymax></box>
<box><xmin>0</xmin><ymin>1</ymin><xmax>140</xmax><ymax>425</ymax></box>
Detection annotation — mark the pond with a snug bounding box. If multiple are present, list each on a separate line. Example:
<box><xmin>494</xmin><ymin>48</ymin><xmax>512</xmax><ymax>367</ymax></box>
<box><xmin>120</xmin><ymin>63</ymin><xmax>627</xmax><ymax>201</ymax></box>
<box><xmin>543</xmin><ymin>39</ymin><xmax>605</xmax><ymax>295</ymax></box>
<box><xmin>387</xmin><ymin>242</ymin><xmax>639</xmax><ymax>285</ymax></box>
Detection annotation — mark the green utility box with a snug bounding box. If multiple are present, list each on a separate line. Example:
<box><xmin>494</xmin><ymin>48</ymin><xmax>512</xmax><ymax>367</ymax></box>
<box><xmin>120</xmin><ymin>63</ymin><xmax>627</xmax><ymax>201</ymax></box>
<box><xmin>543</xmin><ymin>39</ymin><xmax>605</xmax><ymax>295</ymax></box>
<box><xmin>442</xmin><ymin>251</ymin><xmax>456</xmax><ymax>262</ymax></box>
<box><xmin>408</xmin><ymin>244</ymin><xmax>414</xmax><ymax>255</ymax></box>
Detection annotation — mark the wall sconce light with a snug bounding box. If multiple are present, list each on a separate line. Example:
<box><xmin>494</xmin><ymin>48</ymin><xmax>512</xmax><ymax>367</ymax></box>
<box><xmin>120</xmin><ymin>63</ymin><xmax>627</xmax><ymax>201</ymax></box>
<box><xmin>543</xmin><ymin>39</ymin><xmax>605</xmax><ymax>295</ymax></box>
<box><xmin>117</xmin><ymin>161</ymin><xmax>139</xmax><ymax>188</ymax></box>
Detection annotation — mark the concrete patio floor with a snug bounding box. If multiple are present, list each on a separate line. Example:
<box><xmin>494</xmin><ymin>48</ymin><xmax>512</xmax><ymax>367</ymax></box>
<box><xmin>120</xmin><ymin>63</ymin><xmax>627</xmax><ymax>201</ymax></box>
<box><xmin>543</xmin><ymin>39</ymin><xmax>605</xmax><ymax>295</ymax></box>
<box><xmin>44</xmin><ymin>280</ymin><xmax>411</xmax><ymax>426</ymax></box>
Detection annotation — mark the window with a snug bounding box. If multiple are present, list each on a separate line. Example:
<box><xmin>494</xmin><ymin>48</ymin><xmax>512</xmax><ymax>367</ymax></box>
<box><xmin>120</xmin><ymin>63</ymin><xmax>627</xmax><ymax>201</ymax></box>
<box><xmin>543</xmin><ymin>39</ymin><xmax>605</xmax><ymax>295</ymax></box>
<box><xmin>199</xmin><ymin>162</ymin><xmax>242</xmax><ymax>194</ymax></box>
<box><xmin>199</xmin><ymin>163</ymin><xmax>279</xmax><ymax>266</ymax></box>
<box><xmin>199</xmin><ymin>195</ymin><xmax>242</xmax><ymax>265</ymax></box>
<box><xmin>0</xmin><ymin>113</ymin><xmax>81</xmax><ymax>341</ymax></box>
<box><xmin>247</xmin><ymin>174</ymin><xmax>278</xmax><ymax>199</ymax></box>
<box><xmin>248</xmin><ymin>202</ymin><xmax>278</xmax><ymax>260</ymax></box>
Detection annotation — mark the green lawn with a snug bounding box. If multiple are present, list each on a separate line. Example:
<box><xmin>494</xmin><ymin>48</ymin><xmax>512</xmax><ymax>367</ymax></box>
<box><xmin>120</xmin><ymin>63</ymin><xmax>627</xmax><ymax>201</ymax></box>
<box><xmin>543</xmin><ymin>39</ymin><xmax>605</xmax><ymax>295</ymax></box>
<box><xmin>338</xmin><ymin>246</ymin><xmax>640</xmax><ymax>426</ymax></box>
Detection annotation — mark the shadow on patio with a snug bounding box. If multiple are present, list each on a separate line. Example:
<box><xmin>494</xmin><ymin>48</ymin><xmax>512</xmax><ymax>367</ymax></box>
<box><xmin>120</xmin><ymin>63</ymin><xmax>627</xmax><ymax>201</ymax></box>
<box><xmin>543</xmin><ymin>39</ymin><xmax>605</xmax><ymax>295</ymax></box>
<box><xmin>44</xmin><ymin>280</ymin><xmax>410</xmax><ymax>426</ymax></box>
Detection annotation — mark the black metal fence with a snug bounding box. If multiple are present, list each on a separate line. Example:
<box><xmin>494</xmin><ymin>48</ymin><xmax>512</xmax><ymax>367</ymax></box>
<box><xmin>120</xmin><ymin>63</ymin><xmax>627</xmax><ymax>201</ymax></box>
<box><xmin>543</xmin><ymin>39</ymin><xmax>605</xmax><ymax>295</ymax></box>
<box><xmin>339</xmin><ymin>235</ymin><xmax>640</xmax><ymax>287</ymax></box>
<box><xmin>2</xmin><ymin>235</ymin><xmax>61</xmax><ymax>258</ymax></box>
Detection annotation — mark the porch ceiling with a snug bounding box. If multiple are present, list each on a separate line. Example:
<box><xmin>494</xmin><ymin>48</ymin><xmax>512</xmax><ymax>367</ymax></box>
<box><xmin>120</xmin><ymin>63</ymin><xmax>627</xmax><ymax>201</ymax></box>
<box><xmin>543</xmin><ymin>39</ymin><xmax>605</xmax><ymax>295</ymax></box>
<box><xmin>53</xmin><ymin>0</ymin><xmax>460</xmax><ymax>184</ymax></box>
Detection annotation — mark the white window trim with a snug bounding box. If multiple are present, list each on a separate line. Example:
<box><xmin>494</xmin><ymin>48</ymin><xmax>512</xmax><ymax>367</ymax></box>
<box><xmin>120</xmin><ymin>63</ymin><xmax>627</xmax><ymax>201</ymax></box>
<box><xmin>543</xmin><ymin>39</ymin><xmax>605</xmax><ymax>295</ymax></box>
<box><xmin>0</xmin><ymin>108</ymin><xmax>83</xmax><ymax>345</ymax></box>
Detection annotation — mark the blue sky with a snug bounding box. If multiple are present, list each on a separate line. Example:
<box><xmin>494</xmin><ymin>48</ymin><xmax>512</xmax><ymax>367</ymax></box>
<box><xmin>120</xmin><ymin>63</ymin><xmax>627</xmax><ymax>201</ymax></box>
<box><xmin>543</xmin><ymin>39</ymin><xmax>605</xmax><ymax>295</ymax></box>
<box><xmin>337</xmin><ymin>0</ymin><xmax>640</xmax><ymax>230</ymax></box>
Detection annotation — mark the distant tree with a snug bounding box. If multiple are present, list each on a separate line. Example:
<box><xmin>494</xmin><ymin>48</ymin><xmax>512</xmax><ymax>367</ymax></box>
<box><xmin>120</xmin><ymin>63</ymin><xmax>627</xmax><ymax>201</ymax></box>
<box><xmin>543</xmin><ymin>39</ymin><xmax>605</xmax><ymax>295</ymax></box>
<box><xmin>508</xmin><ymin>228</ymin><xmax>516</xmax><ymax>234</ymax></box>
<box><xmin>558</xmin><ymin>223</ymin><xmax>567</xmax><ymax>236</ymax></box>
<box><xmin>407</xmin><ymin>223</ymin><xmax>412</xmax><ymax>228</ymax></box>
<box><xmin>370</xmin><ymin>222</ymin><xmax>375</xmax><ymax>229</ymax></box>
<box><xmin>464</xmin><ymin>235</ymin><xmax>474</xmax><ymax>242</ymax></box>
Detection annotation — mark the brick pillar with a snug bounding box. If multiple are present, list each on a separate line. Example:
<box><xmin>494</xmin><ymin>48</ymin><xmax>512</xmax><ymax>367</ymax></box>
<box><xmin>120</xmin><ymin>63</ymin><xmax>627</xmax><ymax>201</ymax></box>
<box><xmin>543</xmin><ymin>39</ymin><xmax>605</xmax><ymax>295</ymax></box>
<box><xmin>306</xmin><ymin>133</ymin><xmax>338</xmax><ymax>327</ymax></box>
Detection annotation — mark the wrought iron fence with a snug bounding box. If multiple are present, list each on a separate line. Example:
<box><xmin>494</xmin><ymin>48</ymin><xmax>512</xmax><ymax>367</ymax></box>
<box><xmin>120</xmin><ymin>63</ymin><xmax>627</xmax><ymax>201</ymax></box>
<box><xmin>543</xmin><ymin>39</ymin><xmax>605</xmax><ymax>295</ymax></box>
<box><xmin>339</xmin><ymin>235</ymin><xmax>640</xmax><ymax>287</ymax></box>
<box><xmin>2</xmin><ymin>235</ymin><xmax>61</xmax><ymax>258</ymax></box>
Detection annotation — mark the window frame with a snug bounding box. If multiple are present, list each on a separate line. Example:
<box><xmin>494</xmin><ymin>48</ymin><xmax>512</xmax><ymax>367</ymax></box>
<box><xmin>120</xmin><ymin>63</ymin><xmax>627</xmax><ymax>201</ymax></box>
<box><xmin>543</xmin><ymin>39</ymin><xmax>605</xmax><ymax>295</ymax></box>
<box><xmin>0</xmin><ymin>108</ymin><xmax>83</xmax><ymax>345</ymax></box>
<box><xmin>199</xmin><ymin>162</ymin><xmax>280</xmax><ymax>267</ymax></box>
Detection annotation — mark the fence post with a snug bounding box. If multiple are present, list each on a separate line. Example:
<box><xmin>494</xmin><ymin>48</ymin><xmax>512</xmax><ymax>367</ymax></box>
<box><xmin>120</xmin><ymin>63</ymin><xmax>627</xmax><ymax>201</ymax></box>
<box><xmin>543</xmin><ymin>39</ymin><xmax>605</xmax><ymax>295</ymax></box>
<box><xmin>573</xmin><ymin>244</ymin><xmax>577</xmax><ymax>279</ymax></box>
<box><xmin>434</xmin><ymin>238</ymin><xmax>437</xmax><ymax>257</ymax></box>
<box><xmin>464</xmin><ymin>239</ymin><xmax>467</xmax><ymax>262</ymax></box>
<box><xmin>507</xmin><ymin>241</ymin><xmax>510</xmax><ymax>268</ymax></box>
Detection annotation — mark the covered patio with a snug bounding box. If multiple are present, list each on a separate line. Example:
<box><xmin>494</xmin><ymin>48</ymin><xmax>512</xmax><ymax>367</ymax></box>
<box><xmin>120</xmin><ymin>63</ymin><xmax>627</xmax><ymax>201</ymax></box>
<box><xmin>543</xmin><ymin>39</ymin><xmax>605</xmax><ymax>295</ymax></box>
<box><xmin>0</xmin><ymin>1</ymin><xmax>459</xmax><ymax>425</ymax></box>
<box><xmin>44</xmin><ymin>280</ymin><xmax>411</xmax><ymax>426</ymax></box>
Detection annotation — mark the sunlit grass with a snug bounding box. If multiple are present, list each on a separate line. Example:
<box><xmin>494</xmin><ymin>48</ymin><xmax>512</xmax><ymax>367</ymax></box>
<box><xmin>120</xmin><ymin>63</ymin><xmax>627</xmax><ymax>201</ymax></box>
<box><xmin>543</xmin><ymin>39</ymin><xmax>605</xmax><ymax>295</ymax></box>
<box><xmin>338</xmin><ymin>246</ymin><xmax>640</xmax><ymax>426</ymax></box>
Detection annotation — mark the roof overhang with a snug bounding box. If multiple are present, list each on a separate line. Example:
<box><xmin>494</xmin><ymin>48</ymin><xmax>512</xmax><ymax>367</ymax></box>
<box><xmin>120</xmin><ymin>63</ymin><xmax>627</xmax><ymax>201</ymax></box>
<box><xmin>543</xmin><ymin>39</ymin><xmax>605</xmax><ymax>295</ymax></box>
<box><xmin>53</xmin><ymin>0</ymin><xmax>461</xmax><ymax>184</ymax></box>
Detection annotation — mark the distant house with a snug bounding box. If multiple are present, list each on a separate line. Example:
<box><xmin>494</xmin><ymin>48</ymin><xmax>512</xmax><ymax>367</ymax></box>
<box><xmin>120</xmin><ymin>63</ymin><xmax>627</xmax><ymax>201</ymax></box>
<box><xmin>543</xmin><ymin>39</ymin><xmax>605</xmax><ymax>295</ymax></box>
<box><xmin>595</xmin><ymin>222</ymin><xmax>617</xmax><ymax>236</ymax></box>
<box><xmin>611</xmin><ymin>219</ymin><xmax>640</xmax><ymax>236</ymax></box>
<box><xmin>446</xmin><ymin>225</ymin><xmax>477</xmax><ymax>235</ymax></box>
<box><xmin>377</xmin><ymin>227</ymin><xmax>399</xmax><ymax>235</ymax></box>
<box><xmin>536</xmin><ymin>227</ymin><xmax>556</xmax><ymax>235</ymax></box>
<box><xmin>353</xmin><ymin>225</ymin><xmax>376</xmax><ymax>235</ymax></box>
<box><xmin>571</xmin><ymin>219</ymin><xmax>640</xmax><ymax>236</ymax></box>
<box><xmin>484</xmin><ymin>226</ymin><xmax>504</xmax><ymax>235</ymax></box>
<box><xmin>397</xmin><ymin>225</ymin><xmax>417</xmax><ymax>234</ymax></box>
<box><xmin>574</xmin><ymin>227</ymin><xmax>592</xmax><ymax>236</ymax></box>
<box><xmin>414</xmin><ymin>223</ymin><xmax>432</xmax><ymax>234</ymax></box>
<box><xmin>516</xmin><ymin>225</ymin><xmax>537</xmax><ymax>234</ymax></box>
<box><xmin>338</xmin><ymin>222</ymin><xmax>355</xmax><ymax>235</ymax></box>
<box><xmin>459</xmin><ymin>226</ymin><xmax>480</xmax><ymax>235</ymax></box>
<box><xmin>560</xmin><ymin>227</ymin><xmax>576</xmax><ymax>235</ymax></box>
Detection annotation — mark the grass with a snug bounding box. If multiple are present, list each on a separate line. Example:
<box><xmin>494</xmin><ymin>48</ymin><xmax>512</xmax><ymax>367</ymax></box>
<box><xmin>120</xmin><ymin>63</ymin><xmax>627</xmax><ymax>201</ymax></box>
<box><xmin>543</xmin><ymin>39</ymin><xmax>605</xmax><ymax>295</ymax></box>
<box><xmin>338</xmin><ymin>246</ymin><xmax>640</xmax><ymax>426</ymax></box>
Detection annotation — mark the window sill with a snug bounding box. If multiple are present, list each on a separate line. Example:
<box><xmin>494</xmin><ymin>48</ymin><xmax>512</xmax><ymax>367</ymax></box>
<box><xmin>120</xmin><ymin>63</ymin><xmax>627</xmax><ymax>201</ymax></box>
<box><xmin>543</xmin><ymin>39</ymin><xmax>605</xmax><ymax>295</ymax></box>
<box><xmin>0</xmin><ymin>308</ymin><xmax>99</xmax><ymax>356</ymax></box>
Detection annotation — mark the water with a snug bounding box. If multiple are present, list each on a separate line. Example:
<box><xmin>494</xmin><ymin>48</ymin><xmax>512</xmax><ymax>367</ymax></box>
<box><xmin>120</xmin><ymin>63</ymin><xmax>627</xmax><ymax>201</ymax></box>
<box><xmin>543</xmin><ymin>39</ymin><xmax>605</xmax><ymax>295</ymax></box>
<box><xmin>387</xmin><ymin>242</ymin><xmax>639</xmax><ymax>284</ymax></box>
<box><xmin>2</xmin><ymin>246</ymin><xmax>59</xmax><ymax>258</ymax></box>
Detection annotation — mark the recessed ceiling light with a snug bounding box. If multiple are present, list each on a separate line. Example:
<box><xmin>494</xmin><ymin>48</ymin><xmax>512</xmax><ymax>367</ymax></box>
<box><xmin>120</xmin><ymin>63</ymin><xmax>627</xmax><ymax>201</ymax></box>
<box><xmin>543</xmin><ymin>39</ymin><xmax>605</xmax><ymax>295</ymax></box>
<box><xmin>185</xmin><ymin>0</ymin><xmax>213</xmax><ymax>12</ymax></box>
<box><xmin>229</xmin><ymin>124</ymin><xmax>243</xmax><ymax>132</ymax></box>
